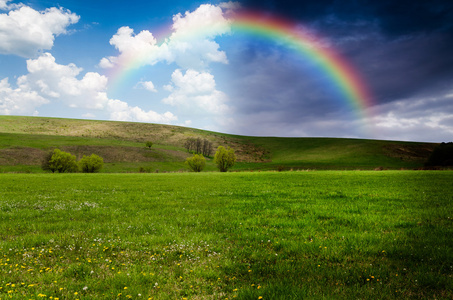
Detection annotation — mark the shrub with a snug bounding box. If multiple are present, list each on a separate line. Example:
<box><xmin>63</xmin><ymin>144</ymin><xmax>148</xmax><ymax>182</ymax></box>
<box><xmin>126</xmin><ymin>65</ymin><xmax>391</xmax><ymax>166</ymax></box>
<box><xmin>185</xmin><ymin>154</ymin><xmax>206</xmax><ymax>172</ymax></box>
<box><xmin>145</xmin><ymin>141</ymin><xmax>153</xmax><ymax>149</ymax></box>
<box><xmin>214</xmin><ymin>146</ymin><xmax>236</xmax><ymax>172</ymax></box>
<box><xmin>79</xmin><ymin>154</ymin><xmax>104</xmax><ymax>173</ymax></box>
<box><xmin>425</xmin><ymin>142</ymin><xmax>453</xmax><ymax>166</ymax></box>
<box><xmin>44</xmin><ymin>149</ymin><xmax>78</xmax><ymax>173</ymax></box>
<box><xmin>139</xmin><ymin>166</ymin><xmax>153</xmax><ymax>173</ymax></box>
<box><xmin>41</xmin><ymin>150</ymin><xmax>55</xmax><ymax>172</ymax></box>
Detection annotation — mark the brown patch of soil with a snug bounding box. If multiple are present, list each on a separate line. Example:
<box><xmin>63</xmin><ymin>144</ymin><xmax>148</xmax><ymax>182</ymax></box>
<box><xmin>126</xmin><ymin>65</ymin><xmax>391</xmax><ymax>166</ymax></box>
<box><xmin>61</xmin><ymin>146</ymin><xmax>191</xmax><ymax>163</ymax></box>
<box><xmin>383</xmin><ymin>143</ymin><xmax>437</xmax><ymax>162</ymax></box>
<box><xmin>0</xmin><ymin>147</ymin><xmax>45</xmax><ymax>165</ymax></box>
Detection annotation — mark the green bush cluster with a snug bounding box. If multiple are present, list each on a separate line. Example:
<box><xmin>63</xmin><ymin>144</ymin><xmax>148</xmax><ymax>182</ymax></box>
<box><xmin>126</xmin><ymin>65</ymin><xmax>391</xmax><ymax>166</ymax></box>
<box><xmin>78</xmin><ymin>154</ymin><xmax>104</xmax><ymax>173</ymax></box>
<box><xmin>42</xmin><ymin>149</ymin><xmax>104</xmax><ymax>173</ymax></box>
<box><xmin>185</xmin><ymin>154</ymin><xmax>206</xmax><ymax>172</ymax></box>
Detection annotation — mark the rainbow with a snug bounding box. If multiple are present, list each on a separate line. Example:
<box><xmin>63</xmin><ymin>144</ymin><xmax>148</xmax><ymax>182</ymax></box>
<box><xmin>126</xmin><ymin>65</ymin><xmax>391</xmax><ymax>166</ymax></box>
<box><xmin>107</xmin><ymin>10</ymin><xmax>375</xmax><ymax>127</ymax></box>
<box><xmin>230</xmin><ymin>12</ymin><xmax>374</xmax><ymax>119</ymax></box>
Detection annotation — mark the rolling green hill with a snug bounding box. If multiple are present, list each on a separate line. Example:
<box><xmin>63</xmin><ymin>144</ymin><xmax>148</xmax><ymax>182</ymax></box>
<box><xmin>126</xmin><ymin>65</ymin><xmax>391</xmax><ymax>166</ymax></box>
<box><xmin>0</xmin><ymin>115</ymin><xmax>437</xmax><ymax>172</ymax></box>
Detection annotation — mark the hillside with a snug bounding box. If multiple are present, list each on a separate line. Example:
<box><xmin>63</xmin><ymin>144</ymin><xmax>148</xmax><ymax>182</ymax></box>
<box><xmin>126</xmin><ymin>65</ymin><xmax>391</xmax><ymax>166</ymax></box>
<box><xmin>0</xmin><ymin>116</ymin><xmax>437</xmax><ymax>172</ymax></box>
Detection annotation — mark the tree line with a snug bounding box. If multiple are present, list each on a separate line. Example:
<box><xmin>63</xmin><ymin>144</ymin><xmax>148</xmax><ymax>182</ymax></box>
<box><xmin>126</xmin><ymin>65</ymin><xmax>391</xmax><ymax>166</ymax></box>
<box><xmin>184</xmin><ymin>138</ymin><xmax>213</xmax><ymax>157</ymax></box>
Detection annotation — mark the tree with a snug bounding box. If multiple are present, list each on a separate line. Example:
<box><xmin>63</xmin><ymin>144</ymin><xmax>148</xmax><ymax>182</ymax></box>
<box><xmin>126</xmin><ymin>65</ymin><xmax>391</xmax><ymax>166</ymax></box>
<box><xmin>79</xmin><ymin>154</ymin><xmax>104</xmax><ymax>173</ymax></box>
<box><xmin>214</xmin><ymin>146</ymin><xmax>236</xmax><ymax>172</ymax></box>
<box><xmin>46</xmin><ymin>149</ymin><xmax>78</xmax><ymax>173</ymax></box>
<box><xmin>425</xmin><ymin>142</ymin><xmax>453</xmax><ymax>166</ymax></box>
<box><xmin>185</xmin><ymin>154</ymin><xmax>206</xmax><ymax>172</ymax></box>
<box><xmin>202</xmin><ymin>139</ymin><xmax>213</xmax><ymax>157</ymax></box>
<box><xmin>184</xmin><ymin>138</ymin><xmax>196</xmax><ymax>152</ymax></box>
<box><xmin>41</xmin><ymin>150</ymin><xmax>55</xmax><ymax>173</ymax></box>
<box><xmin>184</xmin><ymin>138</ymin><xmax>212</xmax><ymax>156</ymax></box>
<box><xmin>145</xmin><ymin>141</ymin><xmax>153</xmax><ymax>149</ymax></box>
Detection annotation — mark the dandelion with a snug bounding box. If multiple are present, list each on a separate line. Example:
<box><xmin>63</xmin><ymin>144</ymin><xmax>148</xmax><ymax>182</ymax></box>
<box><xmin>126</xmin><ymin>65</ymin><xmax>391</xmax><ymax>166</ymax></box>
<box><xmin>258</xmin><ymin>297</ymin><xmax>263</xmax><ymax>299</ymax></box>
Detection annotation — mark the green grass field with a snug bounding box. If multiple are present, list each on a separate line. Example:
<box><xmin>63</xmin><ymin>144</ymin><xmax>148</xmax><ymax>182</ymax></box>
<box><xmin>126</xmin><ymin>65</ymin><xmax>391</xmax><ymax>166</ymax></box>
<box><xmin>1</xmin><ymin>171</ymin><xmax>451</xmax><ymax>299</ymax></box>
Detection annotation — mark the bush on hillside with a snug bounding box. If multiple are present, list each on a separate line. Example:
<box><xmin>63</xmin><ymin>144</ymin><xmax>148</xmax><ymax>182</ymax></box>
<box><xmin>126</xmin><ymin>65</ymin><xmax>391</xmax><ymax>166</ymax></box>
<box><xmin>214</xmin><ymin>146</ymin><xmax>236</xmax><ymax>172</ymax></box>
<box><xmin>42</xmin><ymin>149</ymin><xmax>78</xmax><ymax>173</ymax></box>
<box><xmin>79</xmin><ymin>154</ymin><xmax>104</xmax><ymax>173</ymax></box>
<box><xmin>186</xmin><ymin>154</ymin><xmax>206</xmax><ymax>172</ymax></box>
<box><xmin>425</xmin><ymin>142</ymin><xmax>453</xmax><ymax>166</ymax></box>
<box><xmin>41</xmin><ymin>150</ymin><xmax>54</xmax><ymax>172</ymax></box>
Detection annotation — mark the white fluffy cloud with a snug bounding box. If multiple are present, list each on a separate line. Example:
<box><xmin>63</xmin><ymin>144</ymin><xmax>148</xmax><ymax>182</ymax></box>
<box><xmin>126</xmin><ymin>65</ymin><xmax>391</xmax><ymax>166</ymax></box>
<box><xmin>107</xmin><ymin>99</ymin><xmax>177</xmax><ymax>123</ymax></box>
<box><xmin>0</xmin><ymin>3</ymin><xmax>79</xmax><ymax>57</ymax></box>
<box><xmin>0</xmin><ymin>77</ymin><xmax>48</xmax><ymax>115</ymax></box>
<box><xmin>0</xmin><ymin>0</ymin><xmax>19</xmax><ymax>10</ymax></box>
<box><xmin>136</xmin><ymin>81</ymin><xmax>157</xmax><ymax>92</ymax></box>
<box><xmin>17</xmin><ymin>53</ymin><xmax>108</xmax><ymax>109</ymax></box>
<box><xmin>162</xmin><ymin>69</ymin><xmax>230</xmax><ymax>115</ymax></box>
<box><xmin>100</xmin><ymin>4</ymin><xmax>231</xmax><ymax>71</ymax></box>
<box><xmin>1</xmin><ymin>53</ymin><xmax>178</xmax><ymax>123</ymax></box>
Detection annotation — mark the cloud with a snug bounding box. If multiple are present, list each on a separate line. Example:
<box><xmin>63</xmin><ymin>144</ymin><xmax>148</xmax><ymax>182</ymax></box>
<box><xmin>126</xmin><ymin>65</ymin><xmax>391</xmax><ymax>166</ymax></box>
<box><xmin>219</xmin><ymin>1</ymin><xmax>242</xmax><ymax>11</ymax></box>
<box><xmin>103</xmin><ymin>26</ymin><xmax>167</xmax><ymax>68</ymax></box>
<box><xmin>1</xmin><ymin>53</ymin><xmax>178</xmax><ymax>124</ymax></box>
<box><xmin>371</xmin><ymin>93</ymin><xmax>453</xmax><ymax>142</ymax></box>
<box><xmin>98</xmin><ymin>57</ymin><xmax>115</xmax><ymax>69</ymax></box>
<box><xmin>106</xmin><ymin>99</ymin><xmax>177</xmax><ymax>123</ymax></box>
<box><xmin>136</xmin><ymin>81</ymin><xmax>157</xmax><ymax>92</ymax></box>
<box><xmin>162</xmin><ymin>69</ymin><xmax>231</xmax><ymax>115</ymax></box>
<box><xmin>0</xmin><ymin>0</ymin><xmax>21</xmax><ymax>10</ymax></box>
<box><xmin>0</xmin><ymin>4</ymin><xmax>79</xmax><ymax>57</ymax></box>
<box><xmin>100</xmin><ymin>3</ymin><xmax>231</xmax><ymax>71</ymax></box>
<box><xmin>0</xmin><ymin>77</ymin><xmax>48</xmax><ymax>115</ymax></box>
<box><xmin>17</xmin><ymin>53</ymin><xmax>108</xmax><ymax>109</ymax></box>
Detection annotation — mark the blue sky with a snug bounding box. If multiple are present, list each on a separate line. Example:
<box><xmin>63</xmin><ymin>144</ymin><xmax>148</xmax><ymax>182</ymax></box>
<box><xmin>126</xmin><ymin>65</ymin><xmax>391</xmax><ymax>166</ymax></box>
<box><xmin>1</xmin><ymin>0</ymin><xmax>452</xmax><ymax>142</ymax></box>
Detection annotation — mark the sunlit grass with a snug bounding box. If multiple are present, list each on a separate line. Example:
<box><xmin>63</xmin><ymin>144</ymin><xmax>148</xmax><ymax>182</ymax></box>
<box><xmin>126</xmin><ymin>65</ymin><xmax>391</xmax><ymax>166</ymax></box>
<box><xmin>0</xmin><ymin>171</ymin><xmax>452</xmax><ymax>299</ymax></box>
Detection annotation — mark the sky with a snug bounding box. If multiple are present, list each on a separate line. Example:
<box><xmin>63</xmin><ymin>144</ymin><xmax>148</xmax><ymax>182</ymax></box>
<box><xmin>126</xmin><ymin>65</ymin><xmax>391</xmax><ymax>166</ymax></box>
<box><xmin>0</xmin><ymin>0</ymin><xmax>452</xmax><ymax>142</ymax></box>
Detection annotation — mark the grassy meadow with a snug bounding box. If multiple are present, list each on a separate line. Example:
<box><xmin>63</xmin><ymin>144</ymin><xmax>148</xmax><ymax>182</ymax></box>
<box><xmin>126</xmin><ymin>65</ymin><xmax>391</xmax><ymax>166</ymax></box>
<box><xmin>0</xmin><ymin>116</ymin><xmax>438</xmax><ymax>172</ymax></box>
<box><xmin>1</xmin><ymin>171</ymin><xmax>452</xmax><ymax>299</ymax></box>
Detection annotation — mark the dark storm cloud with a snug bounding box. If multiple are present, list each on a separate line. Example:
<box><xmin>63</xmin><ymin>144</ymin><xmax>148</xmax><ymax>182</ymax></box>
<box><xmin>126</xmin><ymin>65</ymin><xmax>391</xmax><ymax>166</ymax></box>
<box><xmin>348</xmin><ymin>32</ymin><xmax>453</xmax><ymax>103</ymax></box>
<box><xmin>241</xmin><ymin>0</ymin><xmax>453</xmax><ymax>36</ymax></box>
<box><xmin>224</xmin><ymin>48</ymin><xmax>353</xmax><ymax>117</ymax></box>
<box><xmin>239</xmin><ymin>0</ymin><xmax>453</xmax><ymax>104</ymax></box>
<box><xmin>224</xmin><ymin>0</ymin><xmax>453</xmax><ymax>141</ymax></box>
